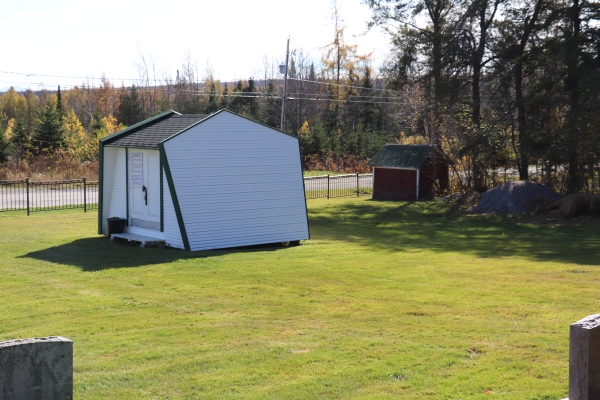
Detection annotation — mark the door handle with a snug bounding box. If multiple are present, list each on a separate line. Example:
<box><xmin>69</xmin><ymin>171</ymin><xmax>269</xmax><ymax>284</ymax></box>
<box><xmin>142</xmin><ymin>186</ymin><xmax>148</xmax><ymax>205</ymax></box>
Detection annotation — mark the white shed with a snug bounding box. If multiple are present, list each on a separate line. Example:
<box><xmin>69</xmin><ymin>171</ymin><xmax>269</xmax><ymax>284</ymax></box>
<box><xmin>98</xmin><ymin>109</ymin><xmax>310</xmax><ymax>251</ymax></box>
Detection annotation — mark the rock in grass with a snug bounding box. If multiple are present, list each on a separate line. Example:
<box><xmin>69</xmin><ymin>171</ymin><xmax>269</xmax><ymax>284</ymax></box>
<box><xmin>473</xmin><ymin>181</ymin><xmax>562</xmax><ymax>215</ymax></box>
<box><xmin>541</xmin><ymin>193</ymin><xmax>600</xmax><ymax>218</ymax></box>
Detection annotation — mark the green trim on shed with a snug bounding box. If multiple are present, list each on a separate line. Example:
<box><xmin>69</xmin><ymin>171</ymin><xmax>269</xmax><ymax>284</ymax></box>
<box><xmin>97</xmin><ymin>142</ymin><xmax>104</xmax><ymax>234</ymax></box>
<box><xmin>159</xmin><ymin>143</ymin><xmax>190</xmax><ymax>251</ymax></box>
<box><xmin>297</xmin><ymin>135</ymin><xmax>310</xmax><ymax>240</ymax></box>
<box><xmin>160</xmin><ymin>162</ymin><xmax>164</xmax><ymax>232</ymax></box>
<box><xmin>125</xmin><ymin>148</ymin><xmax>129</xmax><ymax>224</ymax></box>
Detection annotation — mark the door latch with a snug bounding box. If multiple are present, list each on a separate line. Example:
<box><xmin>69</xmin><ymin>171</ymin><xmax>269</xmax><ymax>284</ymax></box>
<box><xmin>142</xmin><ymin>186</ymin><xmax>148</xmax><ymax>205</ymax></box>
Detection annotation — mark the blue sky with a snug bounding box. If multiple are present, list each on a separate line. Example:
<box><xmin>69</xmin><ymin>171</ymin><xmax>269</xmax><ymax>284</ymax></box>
<box><xmin>0</xmin><ymin>0</ymin><xmax>390</xmax><ymax>90</ymax></box>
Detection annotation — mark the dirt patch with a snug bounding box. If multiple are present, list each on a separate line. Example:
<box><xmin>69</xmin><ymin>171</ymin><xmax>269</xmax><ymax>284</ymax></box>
<box><xmin>443</xmin><ymin>191</ymin><xmax>481</xmax><ymax>214</ymax></box>
<box><xmin>539</xmin><ymin>193</ymin><xmax>600</xmax><ymax>218</ymax></box>
<box><xmin>472</xmin><ymin>181</ymin><xmax>563</xmax><ymax>215</ymax></box>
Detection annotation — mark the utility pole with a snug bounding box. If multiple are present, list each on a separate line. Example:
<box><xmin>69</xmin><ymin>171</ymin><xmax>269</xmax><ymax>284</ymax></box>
<box><xmin>280</xmin><ymin>37</ymin><xmax>290</xmax><ymax>131</ymax></box>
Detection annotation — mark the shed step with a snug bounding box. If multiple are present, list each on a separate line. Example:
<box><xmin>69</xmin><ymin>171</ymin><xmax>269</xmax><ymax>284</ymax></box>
<box><xmin>110</xmin><ymin>233</ymin><xmax>165</xmax><ymax>248</ymax></box>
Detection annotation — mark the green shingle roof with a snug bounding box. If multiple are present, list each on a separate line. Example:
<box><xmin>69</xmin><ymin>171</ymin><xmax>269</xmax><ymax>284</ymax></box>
<box><xmin>368</xmin><ymin>144</ymin><xmax>448</xmax><ymax>169</ymax></box>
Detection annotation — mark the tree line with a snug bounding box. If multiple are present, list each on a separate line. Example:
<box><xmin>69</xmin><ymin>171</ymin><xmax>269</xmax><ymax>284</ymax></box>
<box><xmin>0</xmin><ymin>26</ymin><xmax>403</xmax><ymax>173</ymax></box>
<box><xmin>365</xmin><ymin>0</ymin><xmax>600</xmax><ymax>194</ymax></box>
<box><xmin>1</xmin><ymin>0</ymin><xmax>599</xmax><ymax>194</ymax></box>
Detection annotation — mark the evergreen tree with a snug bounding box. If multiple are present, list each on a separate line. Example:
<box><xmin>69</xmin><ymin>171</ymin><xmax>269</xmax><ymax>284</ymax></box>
<box><xmin>116</xmin><ymin>85</ymin><xmax>143</xmax><ymax>126</ymax></box>
<box><xmin>0</xmin><ymin>124</ymin><xmax>8</xmax><ymax>163</ymax></box>
<box><xmin>206</xmin><ymin>81</ymin><xmax>219</xmax><ymax>114</ymax></box>
<box><xmin>33</xmin><ymin>99</ymin><xmax>63</xmax><ymax>153</ymax></box>
<box><xmin>56</xmin><ymin>85</ymin><xmax>64</xmax><ymax>120</ymax></box>
<box><xmin>260</xmin><ymin>79</ymin><xmax>281</xmax><ymax>129</ymax></box>
<box><xmin>229</xmin><ymin>80</ymin><xmax>251</xmax><ymax>115</ymax></box>
<box><xmin>10</xmin><ymin>117</ymin><xmax>31</xmax><ymax>158</ymax></box>
<box><xmin>91</xmin><ymin>110</ymin><xmax>104</xmax><ymax>137</ymax></box>
<box><xmin>244</xmin><ymin>78</ymin><xmax>259</xmax><ymax>118</ymax></box>
<box><xmin>360</xmin><ymin>66</ymin><xmax>377</xmax><ymax>131</ymax></box>
<box><xmin>221</xmin><ymin>83</ymin><xmax>230</xmax><ymax>110</ymax></box>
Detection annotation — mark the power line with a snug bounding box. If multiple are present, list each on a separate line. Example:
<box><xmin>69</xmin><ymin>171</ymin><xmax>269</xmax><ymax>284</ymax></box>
<box><xmin>176</xmin><ymin>89</ymin><xmax>411</xmax><ymax>102</ymax></box>
<box><xmin>0</xmin><ymin>71</ymin><xmax>429</xmax><ymax>106</ymax></box>
<box><xmin>287</xmin><ymin>92</ymin><xmax>406</xmax><ymax>100</ymax></box>
<box><xmin>182</xmin><ymin>91</ymin><xmax>425</xmax><ymax>106</ymax></box>
<box><xmin>0</xmin><ymin>70</ymin><xmax>410</xmax><ymax>96</ymax></box>
<box><xmin>288</xmin><ymin>77</ymin><xmax>404</xmax><ymax>94</ymax></box>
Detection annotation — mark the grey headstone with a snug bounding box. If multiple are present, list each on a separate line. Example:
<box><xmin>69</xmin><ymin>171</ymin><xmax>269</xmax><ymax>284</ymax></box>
<box><xmin>0</xmin><ymin>336</ymin><xmax>73</xmax><ymax>400</ymax></box>
<box><xmin>570</xmin><ymin>314</ymin><xmax>600</xmax><ymax>400</ymax></box>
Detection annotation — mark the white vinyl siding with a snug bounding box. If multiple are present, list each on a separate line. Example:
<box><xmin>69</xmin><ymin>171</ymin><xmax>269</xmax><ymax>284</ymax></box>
<box><xmin>162</xmin><ymin>168</ymin><xmax>184</xmax><ymax>249</ymax></box>
<box><xmin>163</xmin><ymin>112</ymin><xmax>309</xmax><ymax>251</ymax></box>
<box><xmin>101</xmin><ymin>147</ymin><xmax>127</xmax><ymax>234</ymax></box>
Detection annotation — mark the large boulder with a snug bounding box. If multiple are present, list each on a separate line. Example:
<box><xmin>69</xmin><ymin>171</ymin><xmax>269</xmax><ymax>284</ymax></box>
<box><xmin>473</xmin><ymin>180</ymin><xmax>563</xmax><ymax>214</ymax></box>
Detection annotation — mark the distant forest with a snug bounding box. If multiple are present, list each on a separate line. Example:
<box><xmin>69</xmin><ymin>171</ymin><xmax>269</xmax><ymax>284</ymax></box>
<box><xmin>1</xmin><ymin>0</ymin><xmax>599</xmax><ymax>194</ymax></box>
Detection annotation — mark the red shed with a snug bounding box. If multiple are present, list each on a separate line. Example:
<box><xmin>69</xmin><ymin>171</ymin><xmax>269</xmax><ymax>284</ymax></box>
<box><xmin>368</xmin><ymin>145</ymin><xmax>451</xmax><ymax>200</ymax></box>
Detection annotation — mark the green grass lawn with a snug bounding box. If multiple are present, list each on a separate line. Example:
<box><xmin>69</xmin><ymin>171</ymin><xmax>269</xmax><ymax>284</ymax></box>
<box><xmin>303</xmin><ymin>171</ymin><xmax>347</xmax><ymax>177</ymax></box>
<box><xmin>1</xmin><ymin>198</ymin><xmax>599</xmax><ymax>399</ymax></box>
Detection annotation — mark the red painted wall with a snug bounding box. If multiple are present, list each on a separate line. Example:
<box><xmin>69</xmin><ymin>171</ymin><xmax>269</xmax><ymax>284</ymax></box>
<box><xmin>373</xmin><ymin>159</ymin><xmax>449</xmax><ymax>201</ymax></box>
<box><xmin>373</xmin><ymin>168</ymin><xmax>417</xmax><ymax>200</ymax></box>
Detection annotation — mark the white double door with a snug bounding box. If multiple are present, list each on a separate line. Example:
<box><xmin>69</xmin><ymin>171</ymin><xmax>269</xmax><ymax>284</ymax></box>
<box><xmin>128</xmin><ymin>150</ymin><xmax>160</xmax><ymax>230</ymax></box>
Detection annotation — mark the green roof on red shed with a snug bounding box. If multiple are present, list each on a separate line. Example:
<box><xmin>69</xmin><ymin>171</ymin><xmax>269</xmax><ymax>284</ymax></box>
<box><xmin>367</xmin><ymin>144</ymin><xmax>450</xmax><ymax>169</ymax></box>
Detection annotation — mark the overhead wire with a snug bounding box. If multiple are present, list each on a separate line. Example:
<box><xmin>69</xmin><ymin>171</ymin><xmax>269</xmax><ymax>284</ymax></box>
<box><xmin>0</xmin><ymin>70</ymin><xmax>432</xmax><ymax>106</ymax></box>
<box><xmin>0</xmin><ymin>70</ymin><xmax>408</xmax><ymax>94</ymax></box>
<box><xmin>288</xmin><ymin>77</ymin><xmax>404</xmax><ymax>94</ymax></box>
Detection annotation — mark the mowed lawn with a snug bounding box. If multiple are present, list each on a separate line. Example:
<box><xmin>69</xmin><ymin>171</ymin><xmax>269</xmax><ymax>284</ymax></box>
<box><xmin>1</xmin><ymin>198</ymin><xmax>599</xmax><ymax>399</ymax></box>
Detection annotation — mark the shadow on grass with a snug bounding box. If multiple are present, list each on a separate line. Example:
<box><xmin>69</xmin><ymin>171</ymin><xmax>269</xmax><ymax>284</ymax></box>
<box><xmin>20</xmin><ymin>237</ymin><xmax>288</xmax><ymax>271</ymax></box>
<box><xmin>311</xmin><ymin>199</ymin><xmax>600</xmax><ymax>266</ymax></box>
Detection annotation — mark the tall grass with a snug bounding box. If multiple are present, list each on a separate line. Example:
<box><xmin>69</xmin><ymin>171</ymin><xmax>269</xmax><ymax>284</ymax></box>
<box><xmin>1</xmin><ymin>153</ymin><xmax>368</xmax><ymax>182</ymax></box>
<box><xmin>0</xmin><ymin>152</ymin><xmax>98</xmax><ymax>181</ymax></box>
<box><xmin>303</xmin><ymin>154</ymin><xmax>371</xmax><ymax>174</ymax></box>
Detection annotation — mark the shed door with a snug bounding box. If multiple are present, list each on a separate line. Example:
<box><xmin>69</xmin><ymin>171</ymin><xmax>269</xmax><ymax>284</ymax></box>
<box><xmin>128</xmin><ymin>150</ymin><xmax>160</xmax><ymax>230</ymax></box>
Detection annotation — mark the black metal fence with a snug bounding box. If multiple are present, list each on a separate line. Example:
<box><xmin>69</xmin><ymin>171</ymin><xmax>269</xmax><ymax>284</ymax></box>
<box><xmin>0</xmin><ymin>178</ymin><xmax>98</xmax><ymax>214</ymax></box>
<box><xmin>304</xmin><ymin>173</ymin><xmax>373</xmax><ymax>200</ymax></box>
<box><xmin>0</xmin><ymin>174</ymin><xmax>369</xmax><ymax>214</ymax></box>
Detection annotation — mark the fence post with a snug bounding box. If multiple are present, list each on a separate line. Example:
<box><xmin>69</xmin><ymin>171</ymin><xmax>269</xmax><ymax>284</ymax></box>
<box><xmin>26</xmin><ymin>177</ymin><xmax>29</xmax><ymax>216</ymax></box>
<box><xmin>327</xmin><ymin>175</ymin><xmax>330</xmax><ymax>199</ymax></box>
<box><xmin>83</xmin><ymin>177</ymin><xmax>87</xmax><ymax>213</ymax></box>
<box><xmin>356</xmin><ymin>172</ymin><xmax>359</xmax><ymax>197</ymax></box>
